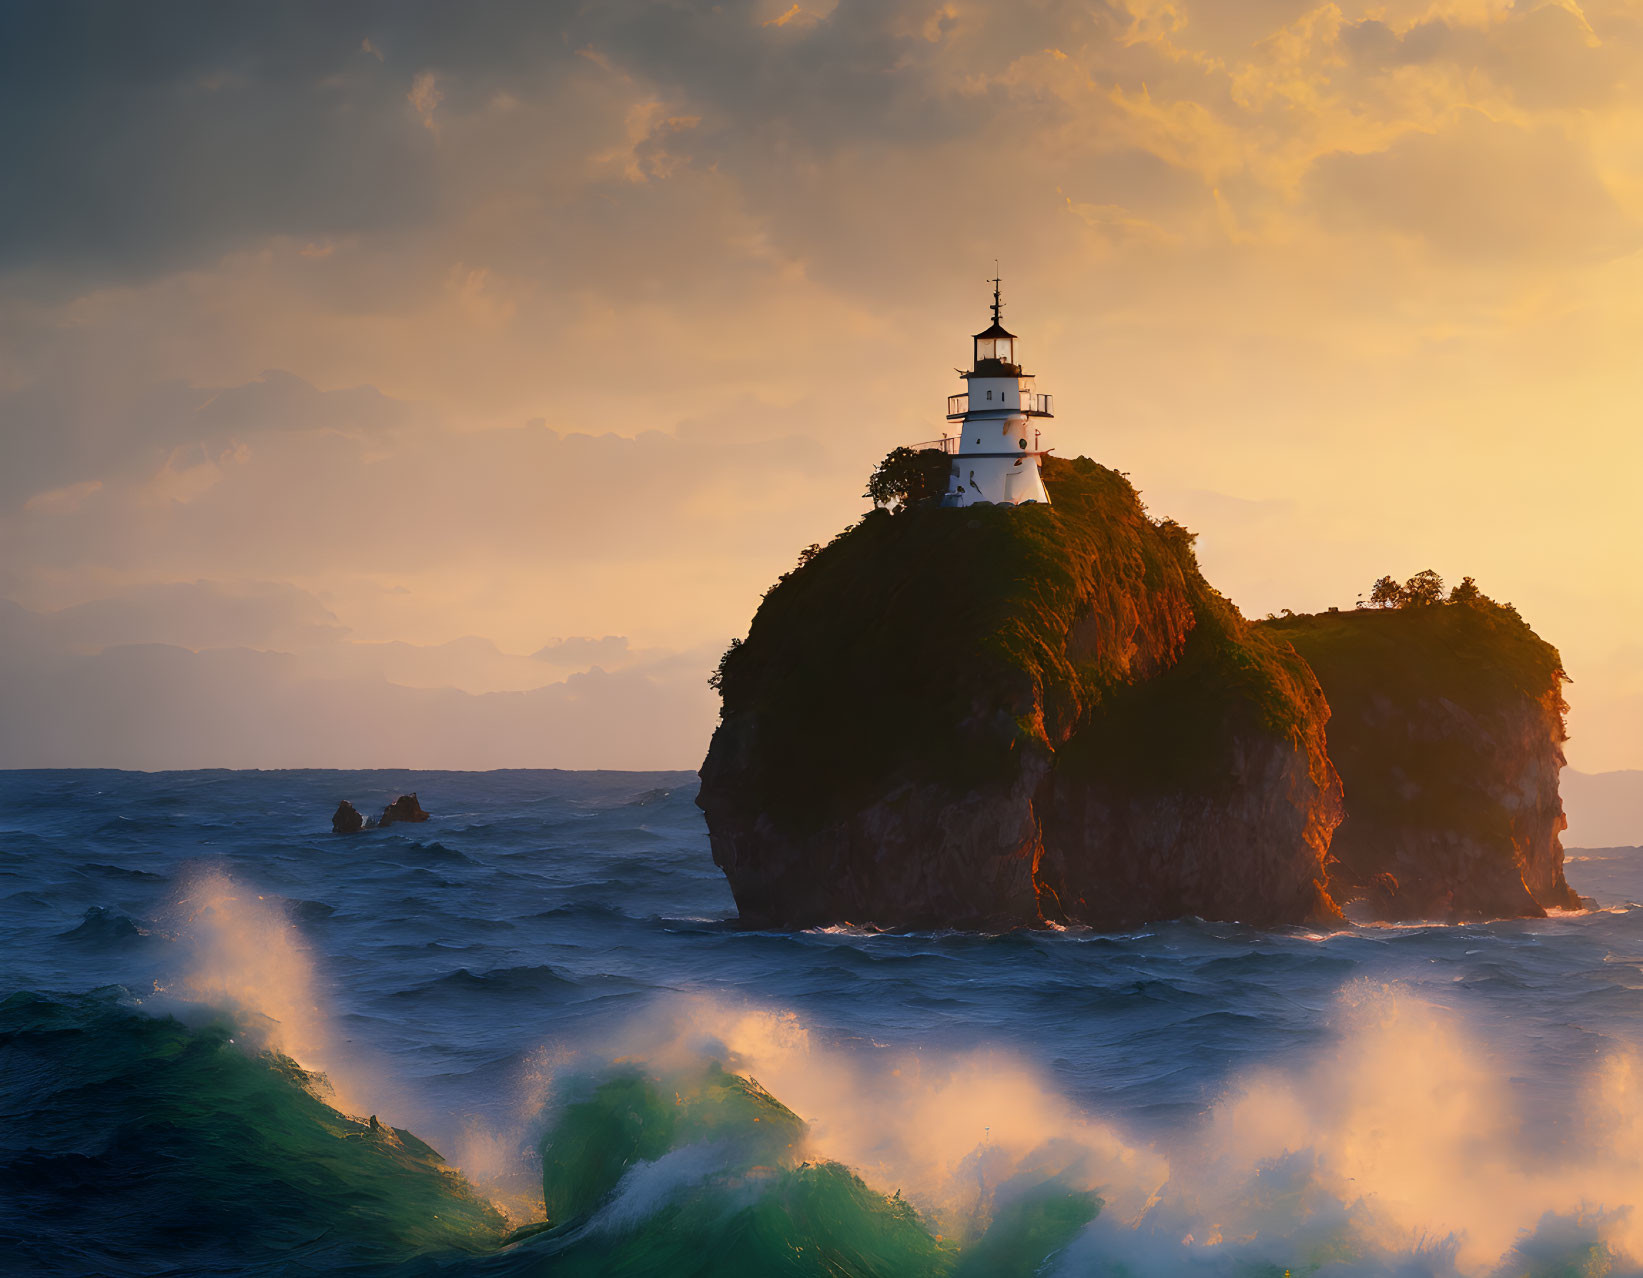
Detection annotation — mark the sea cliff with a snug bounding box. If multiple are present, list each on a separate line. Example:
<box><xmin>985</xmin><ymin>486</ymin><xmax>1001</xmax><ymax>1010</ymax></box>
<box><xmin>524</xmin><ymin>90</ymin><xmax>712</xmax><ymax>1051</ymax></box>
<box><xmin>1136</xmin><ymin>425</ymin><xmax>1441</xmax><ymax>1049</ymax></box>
<box><xmin>697</xmin><ymin>455</ymin><xmax>1342</xmax><ymax>929</ymax></box>
<box><xmin>698</xmin><ymin>455</ymin><xmax>1577</xmax><ymax>930</ymax></box>
<box><xmin>1261</xmin><ymin>605</ymin><xmax>1577</xmax><ymax>920</ymax></box>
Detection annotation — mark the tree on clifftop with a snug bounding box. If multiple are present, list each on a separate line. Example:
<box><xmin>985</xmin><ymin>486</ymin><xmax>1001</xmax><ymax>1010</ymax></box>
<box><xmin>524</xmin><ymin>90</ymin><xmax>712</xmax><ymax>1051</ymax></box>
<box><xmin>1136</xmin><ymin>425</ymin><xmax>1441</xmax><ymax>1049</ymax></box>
<box><xmin>1363</xmin><ymin>570</ymin><xmax>1446</xmax><ymax>609</ymax></box>
<box><xmin>865</xmin><ymin>447</ymin><xmax>951</xmax><ymax>511</ymax></box>
<box><xmin>1449</xmin><ymin>576</ymin><xmax>1483</xmax><ymax>604</ymax></box>
<box><xmin>1403</xmin><ymin>569</ymin><xmax>1445</xmax><ymax>606</ymax></box>
<box><xmin>1367</xmin><ymin>576</ymin><xmax>1406</xmax><ymax>608</ymax></box>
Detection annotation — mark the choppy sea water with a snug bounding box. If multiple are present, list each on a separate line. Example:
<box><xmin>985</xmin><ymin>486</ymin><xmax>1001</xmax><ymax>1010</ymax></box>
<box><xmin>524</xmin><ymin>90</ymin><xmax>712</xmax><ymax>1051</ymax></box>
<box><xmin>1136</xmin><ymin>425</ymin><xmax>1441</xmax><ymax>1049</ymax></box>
<box><xmin>4</xmin><ymin>769</ymin><xmax>1643</xmax><ymax>1277</ymax></box>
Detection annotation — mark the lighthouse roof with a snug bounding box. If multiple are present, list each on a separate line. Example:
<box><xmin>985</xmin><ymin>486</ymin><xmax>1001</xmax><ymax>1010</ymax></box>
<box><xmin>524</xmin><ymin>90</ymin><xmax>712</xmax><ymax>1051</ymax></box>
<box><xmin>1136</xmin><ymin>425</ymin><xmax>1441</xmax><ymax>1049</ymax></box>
<box><xmin>973</xmin><ymin>319</ymin><xmax>1017</xmax><ymax>341</ymax></box>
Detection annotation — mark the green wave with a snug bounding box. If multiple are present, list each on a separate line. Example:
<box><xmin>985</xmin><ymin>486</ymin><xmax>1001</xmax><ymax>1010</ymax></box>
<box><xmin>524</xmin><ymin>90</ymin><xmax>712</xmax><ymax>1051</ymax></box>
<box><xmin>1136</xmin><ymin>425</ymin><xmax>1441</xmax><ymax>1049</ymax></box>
<box><xmin>512</xmin><ymin>1060</ymin><xmax>1100</xmax><ymax>1277</ymax></box>
<box><xmin>0</xmin><ymin>989</ymin><xmax>505</xmax><ymax>1273</ymax></box>
<box><xmin>3</xmin><ymin>990</ymin><xmax>1099</xmax><ymax>1276</ymax></box>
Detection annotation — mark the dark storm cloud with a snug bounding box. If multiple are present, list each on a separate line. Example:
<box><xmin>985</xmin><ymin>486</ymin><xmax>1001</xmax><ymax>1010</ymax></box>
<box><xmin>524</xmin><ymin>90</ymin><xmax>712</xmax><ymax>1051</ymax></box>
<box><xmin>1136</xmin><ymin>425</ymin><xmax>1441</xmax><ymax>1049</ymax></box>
<box><xmin>0</xmin><ymin>0</ymin><xmax>1138</xmax><ymax>283</ymax></box>
<box><xmin>569</xmin><ymin>0</ymin><xmax>1117</xmax><ymax>149</ymax></box>
<box><xmin>0</xmin><ymin>2</ymin><xmax>446</xmax><ymax>277</ymax></box>
<box><xmin>0</xmin><ymin>1</ymin><xmax>858</xmax><ymax>277</ymax></box>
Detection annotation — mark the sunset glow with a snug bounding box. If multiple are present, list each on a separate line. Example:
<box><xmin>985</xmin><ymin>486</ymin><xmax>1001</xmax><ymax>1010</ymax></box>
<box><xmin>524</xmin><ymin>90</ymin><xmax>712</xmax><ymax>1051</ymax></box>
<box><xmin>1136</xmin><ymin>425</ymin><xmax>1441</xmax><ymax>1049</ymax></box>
<box><xmin>4</xmin><ymin>0</ymin><xmax>1640</xmax><ymax>770</ymax></box>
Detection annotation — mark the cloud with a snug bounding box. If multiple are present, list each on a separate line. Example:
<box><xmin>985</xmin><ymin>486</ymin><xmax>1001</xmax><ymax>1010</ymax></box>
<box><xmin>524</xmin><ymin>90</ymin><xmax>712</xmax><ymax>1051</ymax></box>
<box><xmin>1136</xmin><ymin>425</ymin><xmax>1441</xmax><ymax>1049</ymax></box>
<box><xmin>1340</xmin><ymin>4</ymin><xmax>1631</xmax><ymax>111</ymax></box>
<box><xmin>407</xmin><ymin>69</ymin><xmax>443</xmax><ymax>132</ymax></box>
<box><xmin>0</xmin><ymin>5</ymin><xmax>441</xmax><ymax>280</ymax></box>
<box><xmin>1306</xmin><ymin>111</ymin><xmax>1640</xmax><ymax>264</ymax></box>
<box><xmin>1</xmin><ymin>372</ymin><xmax>850</xmax><ymax>610</ymax></box>
<box><xmin>3</xmin><ymin>0</ymin><xmax>1643</xmax><ymax>770</ymax></box>
<box><xmin>309</xmin><ymin>634</ymin><xmax>658</xmax><ymax>695</ymax></box>
<box><xmin>532</xmin><ymin>635</ymin><xmax>632</xmax><ymax>666</ymax></box>
<box><xmin>0</xmin><ymin>599</ymin><xmax>718</xmax><ymax>769</ymax></box>
<box><xmin>0</xmin><ymin>366</ymin><xmax>417</xmax><ymax>511</ymax></box>
<box><xmin>40</xmin><ymin>580</ymin><xmax>346</xmax><ymax>653</ymax></box>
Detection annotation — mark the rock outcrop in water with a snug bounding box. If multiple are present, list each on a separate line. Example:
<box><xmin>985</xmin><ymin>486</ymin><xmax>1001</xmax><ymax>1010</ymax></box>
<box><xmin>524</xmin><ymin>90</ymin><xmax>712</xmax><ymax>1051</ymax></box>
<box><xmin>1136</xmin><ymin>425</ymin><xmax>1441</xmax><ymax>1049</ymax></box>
<box><xmin>1262</xmin><ymin>605</ymin><xmax>1577</xmax><ymax>920</ymax></box>
<box><xmin>332</xmin><ymin>800</ymin><xmax>365</xmax><ymax>835</ymax></box>
<box><xmin>698</xmin><ymin>454</ymin><xmax>1576</xmax><ymax>930</ymax></box>
<box><xmin>379</xmin><ymin>793</ymin><xmax>430</xmax><ymax>827</ymax></box>
<box><xmin>331</xmin><ymin>794</ymin><xmax>430</xmax><ymax>833</ymax></box>
<box><xmin>698</xmin><ymin>456</ymin><xmax>1343</xmax><ymax>930</ymax></box>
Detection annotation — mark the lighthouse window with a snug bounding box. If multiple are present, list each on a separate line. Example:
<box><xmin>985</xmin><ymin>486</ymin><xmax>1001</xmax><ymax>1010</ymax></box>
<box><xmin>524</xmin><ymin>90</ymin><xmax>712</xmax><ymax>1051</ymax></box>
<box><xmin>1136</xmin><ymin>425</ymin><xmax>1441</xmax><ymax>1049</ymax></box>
<box><xmin>985</xmin><ymin>390</ymin><xmax>992</xmax><ymax>400</ymax></box>
<box><xmin>1019</xmin><ymin>438</ymin><xmax>1028</xmax><ymax>449</ymax></box>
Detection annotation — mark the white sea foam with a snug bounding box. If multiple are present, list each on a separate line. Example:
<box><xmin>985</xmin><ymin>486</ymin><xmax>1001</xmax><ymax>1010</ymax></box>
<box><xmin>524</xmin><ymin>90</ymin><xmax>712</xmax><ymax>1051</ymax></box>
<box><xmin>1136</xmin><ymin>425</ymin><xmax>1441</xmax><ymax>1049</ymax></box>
<box><xmin>140</xmin><ymin>870</ymin><xmax>1643</xmax><ymax>1271</ymax></box>
<box><xmin>159</xmin><ymin>870</ymin><xmax>333</xmax><ymax>1070</ymax></box>
<box><xmin>149</xmin><ymin>868</ymin><xmax>555</xmax><ymax>1222</ymax></box>
<box><xmin>550</xmin><ymin>984</ymin><xmax>1643</xmax><ymax>1274</ymax></box>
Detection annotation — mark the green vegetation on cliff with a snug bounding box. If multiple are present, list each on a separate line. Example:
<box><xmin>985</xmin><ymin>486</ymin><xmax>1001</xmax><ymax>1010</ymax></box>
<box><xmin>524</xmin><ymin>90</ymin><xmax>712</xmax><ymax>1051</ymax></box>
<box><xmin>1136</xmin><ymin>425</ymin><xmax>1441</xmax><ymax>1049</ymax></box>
<box><xmin>1261</xmin><ymin>600</ymin><xmax>1572</xmax><ymax>912</ymax></box>
<box><xmin>1262</xmin><ymin>600</ymin><xmax>1565</xmax><ymax>730</ymax></box>
<box><xmin>1052</xmin><ymin>577</ymin><xmax>1325</xmax><ymax>794</ymax></box>
<box><xmin>712</xmin><ymin>455</ymin><xmax>1327</xmax><ymax>827</ymax></box>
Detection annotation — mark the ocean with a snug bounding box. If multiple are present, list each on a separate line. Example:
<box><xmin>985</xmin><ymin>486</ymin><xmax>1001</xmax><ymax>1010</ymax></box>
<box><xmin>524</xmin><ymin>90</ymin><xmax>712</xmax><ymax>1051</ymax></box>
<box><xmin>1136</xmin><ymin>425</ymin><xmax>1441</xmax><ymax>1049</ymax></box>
<box><xmin>4</xmin><ymin>768</ymin><xmax>1643</xmax><ymax>1277</ymax></box>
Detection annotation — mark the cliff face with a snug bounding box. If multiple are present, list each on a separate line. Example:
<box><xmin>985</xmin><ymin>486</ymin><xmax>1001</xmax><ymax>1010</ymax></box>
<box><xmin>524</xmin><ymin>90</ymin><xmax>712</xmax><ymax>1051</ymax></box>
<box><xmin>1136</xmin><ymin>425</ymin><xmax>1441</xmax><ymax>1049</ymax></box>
<box><xmin>1038</xmin><ymin>658</ymin><xmax>1343</xmax><ymax>929</ymax></box>
<box><xmin>698</xmin><ymin>456</ymin><xmax>1343</xmax><ymax>929</ymax></box>
<box><xmin>1262</xmin><ymin>606</ymin><xmax>1577</xmax><ymax>920</ymax></box>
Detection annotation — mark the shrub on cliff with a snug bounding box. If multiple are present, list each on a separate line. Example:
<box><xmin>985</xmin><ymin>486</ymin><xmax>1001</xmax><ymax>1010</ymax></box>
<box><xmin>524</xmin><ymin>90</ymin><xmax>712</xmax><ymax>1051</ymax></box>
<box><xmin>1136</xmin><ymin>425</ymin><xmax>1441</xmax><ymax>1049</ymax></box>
<box><xmin>865</xmin><ymin>446</ymin><xmax>953</xmax><ymax>511</ymax></box>
<box><xmin>1449</xmin><ymin>576</ymin><xmax>1482</xmax><ymax>604</ymax></box>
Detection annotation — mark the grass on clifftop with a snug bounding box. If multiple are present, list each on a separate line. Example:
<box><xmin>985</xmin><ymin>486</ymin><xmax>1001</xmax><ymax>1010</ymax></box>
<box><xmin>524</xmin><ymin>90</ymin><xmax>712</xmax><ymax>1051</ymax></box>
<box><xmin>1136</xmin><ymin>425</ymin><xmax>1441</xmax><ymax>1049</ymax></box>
<box><xmin>711</xmin><ymin>455</ymin><xmax>1327</xmax><ymax>824</ymax></box>
<box><xmin>1260</xmin><ymin>602</ymin><xmax>1567</xmax><ymax>853</ymax></box>
<box><xmin>1260</xmin><ymin>601</ymin><xmax>1566</xmax><ymax>720</ymax></box>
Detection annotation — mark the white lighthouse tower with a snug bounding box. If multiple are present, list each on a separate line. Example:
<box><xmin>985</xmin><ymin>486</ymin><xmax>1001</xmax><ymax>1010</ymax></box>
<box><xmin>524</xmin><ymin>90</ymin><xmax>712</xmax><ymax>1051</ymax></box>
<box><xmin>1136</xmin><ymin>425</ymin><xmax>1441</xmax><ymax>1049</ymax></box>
<box><xmin>939</xmin><ymin>278</ymin><xmax>1054</xmax><ymax>508</ymax></box>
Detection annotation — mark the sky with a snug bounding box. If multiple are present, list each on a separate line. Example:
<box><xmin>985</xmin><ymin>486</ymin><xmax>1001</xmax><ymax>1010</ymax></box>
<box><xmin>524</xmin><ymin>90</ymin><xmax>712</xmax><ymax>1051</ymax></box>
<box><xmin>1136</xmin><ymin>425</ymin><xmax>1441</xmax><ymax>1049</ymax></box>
<box><xmin>2</xmin><ymin>0</ymin><xmax>1641</xmax><ymax>771</ymax></box>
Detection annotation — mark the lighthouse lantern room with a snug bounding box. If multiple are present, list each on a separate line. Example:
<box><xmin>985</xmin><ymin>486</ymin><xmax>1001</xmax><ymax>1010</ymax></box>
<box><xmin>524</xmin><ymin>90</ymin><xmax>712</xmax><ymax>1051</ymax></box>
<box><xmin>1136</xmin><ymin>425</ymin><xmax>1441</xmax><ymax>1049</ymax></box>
<box><xmin>938</xmin><ymin>278</ymin><xmax>1054</xmax><ymax>509</ymax></box>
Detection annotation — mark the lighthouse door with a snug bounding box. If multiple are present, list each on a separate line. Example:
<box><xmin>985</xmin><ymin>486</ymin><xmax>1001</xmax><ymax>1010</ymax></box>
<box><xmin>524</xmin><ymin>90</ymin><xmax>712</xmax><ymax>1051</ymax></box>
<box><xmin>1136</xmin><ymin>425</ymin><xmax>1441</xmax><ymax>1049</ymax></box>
<box><xmin>1004</xmin><ymin>470</ymin><xmax>1021</xmax><ymax>503</ymax></box>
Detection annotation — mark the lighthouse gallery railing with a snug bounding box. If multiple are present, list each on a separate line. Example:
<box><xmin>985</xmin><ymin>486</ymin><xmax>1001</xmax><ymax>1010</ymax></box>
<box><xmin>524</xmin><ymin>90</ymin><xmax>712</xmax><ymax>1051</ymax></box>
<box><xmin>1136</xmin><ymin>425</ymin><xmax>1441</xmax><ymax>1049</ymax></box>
<box><xmin>945</xmin><ymin>392</ymin><xmax>1053</xmax><ymax>420</ymax></box>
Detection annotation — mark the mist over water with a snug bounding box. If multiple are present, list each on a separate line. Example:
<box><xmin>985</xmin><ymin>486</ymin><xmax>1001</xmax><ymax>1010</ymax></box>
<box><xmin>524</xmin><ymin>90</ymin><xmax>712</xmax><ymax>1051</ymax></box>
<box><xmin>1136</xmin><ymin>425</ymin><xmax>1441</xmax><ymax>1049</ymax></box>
<box><xmin>4</xmin><ymin>769</ymin><xmax>1643</xmax><ymax>1275</ymax></box>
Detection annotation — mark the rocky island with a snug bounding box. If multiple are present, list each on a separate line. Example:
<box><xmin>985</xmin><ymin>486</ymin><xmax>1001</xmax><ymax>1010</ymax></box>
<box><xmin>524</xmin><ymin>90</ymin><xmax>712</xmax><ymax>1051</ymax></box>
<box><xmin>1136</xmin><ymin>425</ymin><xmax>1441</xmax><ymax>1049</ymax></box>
<box><xmin>697</xmin><ymin>454</ymin><xmax>1575</xmax><ymax>930</ymax></box>
<box><xmin>1262</xmin><ymin>602</ymin><xmax>1577</xmax><ymax>920</ymax></box>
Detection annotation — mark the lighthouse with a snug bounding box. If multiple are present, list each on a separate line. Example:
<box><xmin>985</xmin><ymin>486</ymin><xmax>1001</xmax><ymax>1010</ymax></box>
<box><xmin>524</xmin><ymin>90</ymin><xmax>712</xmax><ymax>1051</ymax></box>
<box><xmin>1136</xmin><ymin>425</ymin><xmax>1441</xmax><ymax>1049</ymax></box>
<box><xmin>939</xmin><ymin>279</ymin><xmax>1054</xmax><ymax>508</ymax></box>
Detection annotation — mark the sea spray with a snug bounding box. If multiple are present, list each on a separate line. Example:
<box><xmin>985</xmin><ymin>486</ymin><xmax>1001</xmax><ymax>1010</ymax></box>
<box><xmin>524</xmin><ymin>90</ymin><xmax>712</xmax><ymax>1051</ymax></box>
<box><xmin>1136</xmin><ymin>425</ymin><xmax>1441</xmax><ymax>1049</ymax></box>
<box><xmin>555</xmin><ymin>994</ymin><xmax>1167</xmax><ymax>1241</ymax></box>
<box><xmin>9</xmin><ymin>770</ymin><xmax>1643</xmax><ymax>1276</ymax></box>
<box><xmin>119</xmin><ymin>876</ymin><xmax>1643</xmax><ymax>1273</ymax></box>
<box><xmin>163</xmin><ymin>870</ymin><xmax>338</xmax><ymax>1082</ymax></box>
<box><xmin>151</xmin><ymin>868</ymin><xmax>545</xmax><ymax>1223</ymax></box>
<box><xmin>505</xmin><ymin>988</ymin><xmax>1643</xmax><ymax>1275</ymax></box>
<box><xmin>516</xmin><ymin>1056</ymin><xmax>1098</xmax><ymax>1276</ymax></box>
